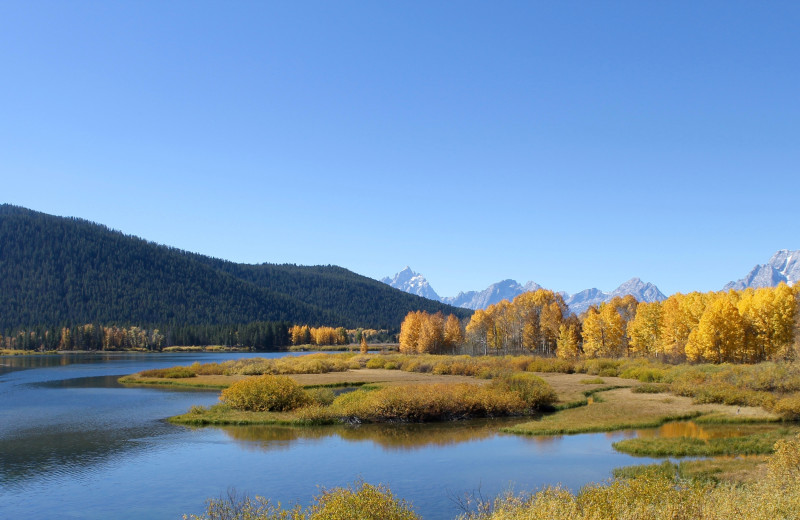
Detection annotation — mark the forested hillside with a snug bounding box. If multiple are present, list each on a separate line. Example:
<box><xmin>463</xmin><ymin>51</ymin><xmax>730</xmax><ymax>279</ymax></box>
<box><xmin>0</xmin><ymin>205</ymin><xmax>470</xmax><ymax>332</ymax></box>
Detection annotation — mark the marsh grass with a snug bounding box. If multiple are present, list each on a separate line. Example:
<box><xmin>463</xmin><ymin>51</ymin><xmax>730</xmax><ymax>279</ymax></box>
<box><xmin>504</xmin><ymin>388</ymin><xmax>712</xmax><ymax>435</ymax></box>
<box><xmin>185</xmin><ymin>481</ymin><xmax>419</xmax><ymax>520</ymax></box>
<box><xmin>612</xmin><ymin>457</ymin><xmax>767</xmax><ymax>484</ymax></box>
<box><xmin>612</xmin><ymin>426</ymin><xmax>800</xmax><ymax>456</ymax></box>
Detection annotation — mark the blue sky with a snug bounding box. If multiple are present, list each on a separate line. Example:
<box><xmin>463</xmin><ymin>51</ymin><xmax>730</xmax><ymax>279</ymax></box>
<box><xmin>2</xmin><ymin>1</ymin><xmax>798</xmax><ymax>297</ymax></box>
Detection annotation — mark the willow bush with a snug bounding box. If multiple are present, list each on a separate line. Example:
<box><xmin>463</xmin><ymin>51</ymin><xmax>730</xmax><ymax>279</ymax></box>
<box><xmin>219</xmin><ymin>375</ymin><xmax>310</xmax><ymax>412</ymax></box>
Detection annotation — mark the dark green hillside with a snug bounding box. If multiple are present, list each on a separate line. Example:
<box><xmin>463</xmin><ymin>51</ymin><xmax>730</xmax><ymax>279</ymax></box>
<box><xmin>0</xmin><ymin>205</ymin><xmax>469</xmax><ymax>330</ymax></box>
<box><xmin>192</xmin><ymin>258</ymin><xmax>472</xmax><ymax>329</ymax></box>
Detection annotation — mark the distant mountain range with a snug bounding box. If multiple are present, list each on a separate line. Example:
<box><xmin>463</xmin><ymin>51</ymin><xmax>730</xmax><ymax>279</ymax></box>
<box><xmin>724</xmin><ymin>250</ymin><xmax>800</xmax><ymax>290</ymax></box>
<box><xmin>0</xmin><ymin>205</ymin><xmax>471</xmax><ymax>330</ymax></box>
<box><xmin>384</xmin><ymin>250</ymin><xmax>800</xmax><ymax>314</ymax></box>
<box><xmin>381</xmin><ymin>267</ymin><xmax>666</xmax><ymax>314</ymax></box>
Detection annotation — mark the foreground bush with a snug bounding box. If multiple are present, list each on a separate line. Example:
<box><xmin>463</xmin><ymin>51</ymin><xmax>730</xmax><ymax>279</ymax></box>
<box><xmin>491</xmin><ymin>373</ymin><xmax>557</xmax><ymax>410</ymax></box>
<box><xmin>220</xmin><ymin>375</ymin><xmax>310</xmax><ymax>412</ymax></box>
<box><xmin>326</xmin><ymin>383</ymin><xmax>528</xmax><ymax>422</ymax></box>
<box><xmin>185</xmin><ymin>481</ymin><xmax>419</xmax><ymax>520</ymax></box>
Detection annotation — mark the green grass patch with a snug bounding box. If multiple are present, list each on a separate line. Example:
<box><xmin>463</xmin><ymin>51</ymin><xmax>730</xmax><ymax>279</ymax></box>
<box><xmin>503</xmin><ymin>388</ymin><xmax>707</xmax><ymax>436</ymax></box>
<box><xmin>612</xmin><ymin>428</ymin><xmax>799</xmax><ymax>457</ymax></box>
<box><xmin>632</xmin><ymin>383</ymin><xmax>669</xmax><ymax>394</ymax></box>
<box><xmin>580</xmin><ymin>377</ymin><xmax>605</xmax><ymax>384</ymax></box>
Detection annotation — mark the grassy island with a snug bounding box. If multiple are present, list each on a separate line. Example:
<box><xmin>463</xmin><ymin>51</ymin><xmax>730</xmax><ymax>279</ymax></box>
<box><xmin>122</xmin><ymin>353</ymin><xmax>796</xmax><ymax>441</ymax></box>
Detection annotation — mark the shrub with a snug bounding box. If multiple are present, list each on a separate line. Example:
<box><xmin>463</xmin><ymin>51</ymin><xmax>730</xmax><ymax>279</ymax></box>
<box><xmin>139</xmin><ymin>366</ymin><xmax>196</xmax><ymax>378</ymax></box>
<box><xmin>366</xmin><ymin>357</ymin><xmax>386</xmax><ymax>369</ymax></box>
<box><xmin>493</xmin><ymin>373</ymin><xmax>557</xmax><ymax>410</ymax></box>
<box><xmin>773</xmin><ymin>394</ymin><xmax>800</xmax><ymax>420</ymax></box>
<box><xmin>219</xmin><ymin>375</ymin><xmax>310</xmax><ymax>412</ymax></box>
<box><xmin>306</xmin><ymin>387</ymin><xmax>336</xmax><ymax>406</ymax></box>
<box><xmin>329</xmin><ymin>383</ymin><xmax>527</xmax><ymax>422</ymax></box>
<box><xmin>632</xmin><ymin>383</ymin><xmax>669</xmax><ymax>394</ymax></box>
<box><xmin>308</xmin><ymin>481</ymin><xmax>420</xmax><ymax>520</ymax></box>
<box><xmin>185</xmin><ymin>482</ymin><xmax>419</xmax><ymax>520</ymax></box>
<box><xmin>190</xmin><ymin>362</ymin><xmax>226</xmax><ymax>376</ymax></box>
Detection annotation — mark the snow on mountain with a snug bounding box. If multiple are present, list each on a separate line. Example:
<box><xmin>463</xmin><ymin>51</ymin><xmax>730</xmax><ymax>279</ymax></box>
<box><xmin>563</xmin><ymin>288</ymin><xmax>608</xmax><ymax>315</ymax></box>
<box><xmin>724</xmin><ymin>249</ymin><xmax>800</xmax><ymax>290</ymax></box>
<box><xmin>441</xmin><ymin>279</ymin><xmax>529</xmax><ymax>310</ymax></box>
<box><xmin>382</xmin><ymin>268</ymin><xmax>666</xmax><ymax>315</ymax></box>
<box><xmin>380</xmin><ymin>267</ymin><xmax>440</xmax><ymax>301</ymax></box>
<box><xmin>564</xmin><ymin>278</ymin><xmax>667</xmax><ymax>315</ymax></box>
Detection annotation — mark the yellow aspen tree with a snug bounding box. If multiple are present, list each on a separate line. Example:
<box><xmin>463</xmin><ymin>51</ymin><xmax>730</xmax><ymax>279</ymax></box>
<box><xmin>540</xmin><ymin>301</ymin><xmax>564</xmax><ymax>355</ymax></box>
<box><xmin>581</xmin><ymin>307</ymin><xmax>603</xmax><ymax>358</ymax></box>
<box><xmin>399</xmin><ymin>311</ymin><xmax>422</xmax><ymax>354</ymax></box>
<box><xmin>417</xmin><ymin>311</ymin><xmax>444</xmax><ymax>354</ymax></box>
<box><xmin>513</xmin><ymin>292</ymin><xmax>541</xmax><ymax>351</ymax></box>
<box><xmin>466</xmin><ymin>308</ymin><xmax>492</xmax><ymax>356</ymax></box>
<box><xmin>628</xmin><ymin>301</ymin><xmax>663</xmax><ymax>357</ymax></box>
<box><xmin>770</xmin><ymin>284</ymin><xmax>797</xmax><ymax>359</ymax></box>
<box><xmin>498</xmin><ymin>300</ymin><xmax>517</xmax><ymax>353</ymax></box>
<box><xmin>556</xmin><ymin>322</ymin><xmax>581</xmax><ymax>359</ymax></box>
<box><xmin>360</xmin><ymin>334</ymin><xmax>369</xmax><ymax>354</ymax></box>
<box><xmin>581</xmin><ymin>303</ymin><xmax>625</xmax><ymax>357</ymax></box>
<box><xmin>443</xmin><ymin>314</ymin><xmax>464</xmax><ymax>352</ymax></box>
<box><xmin>686</xmin><ymin>297</ymin><xmax>745</xmax><ymax>363</ymax></box>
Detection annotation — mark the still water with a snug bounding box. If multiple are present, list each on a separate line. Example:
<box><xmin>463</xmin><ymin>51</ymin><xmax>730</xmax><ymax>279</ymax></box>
<box><xmin>1</xmin><ymin>353</ymin><xmax>660</xmax><ymax>520</ymax></box>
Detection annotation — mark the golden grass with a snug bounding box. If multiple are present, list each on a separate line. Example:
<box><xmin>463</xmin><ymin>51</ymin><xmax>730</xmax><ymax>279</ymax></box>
<box><xmin>121</xmin><ymin>368</ymin><xmax>486</xmax><ymax>390</ymax></box>
<box><xmin>504</xmin><ymin>387</ymin><xmax>779</xmax><ymax>436</ymax></box>
<box><xmin>535</xmin><ymin>373</ymin><xmax>634</xmax><ymax>405</ymax></box>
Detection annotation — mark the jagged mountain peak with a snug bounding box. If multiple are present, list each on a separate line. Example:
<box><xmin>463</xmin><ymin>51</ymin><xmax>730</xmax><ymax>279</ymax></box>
<box><xmin>381</xmin><ymin>267</ymin><xmax>440</xmax><ymax>301</ymax></box>
<box><xmin>724</xmin><ymin>249</ymin><xmax>800</xmax><ymax>290</ymax></box>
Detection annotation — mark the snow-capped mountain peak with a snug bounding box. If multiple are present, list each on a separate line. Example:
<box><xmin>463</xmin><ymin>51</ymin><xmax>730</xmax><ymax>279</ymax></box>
<box><xmin>381</xmin><ymin>267</ymin><xmax>440</xmax><ymax>301</ymax></box>
<box><xmin>724</xmin><ymin>249</ymin><xmax>800</xmax><ymax>290</ymax></box>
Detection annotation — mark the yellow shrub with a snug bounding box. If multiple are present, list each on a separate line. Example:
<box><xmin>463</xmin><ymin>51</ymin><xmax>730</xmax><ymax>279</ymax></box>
<box><xmin>308</xmin><ymin>482</ymin><xmax>420</xmax><ymax>520</ymax></box>
<box><xmin>219</xmin><ymin>375</ymin><xmax>310</xmax><ymax>412</ymax></box>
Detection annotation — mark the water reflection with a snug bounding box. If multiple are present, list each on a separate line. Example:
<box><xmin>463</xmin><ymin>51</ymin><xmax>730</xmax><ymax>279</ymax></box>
<box><xmin>219</xmin><ymin>419</ymin><xmax>523</xmax><ymax>453</ymax></box>
<box><xmin>0</xmin><ymin>423</ymin><xmax>170</xmax><ymax>487</ymax></box>
<box><xmin>634</xmin><ymin>421</ymin><xmax>760</xmax><ymax>440</ymax></box>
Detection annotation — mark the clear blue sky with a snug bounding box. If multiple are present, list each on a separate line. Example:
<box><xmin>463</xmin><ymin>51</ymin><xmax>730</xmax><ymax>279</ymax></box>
<box><xmin>2</xmin><ymin>1</ymin><xmax>798</xmax><ymax>297</ymax></box>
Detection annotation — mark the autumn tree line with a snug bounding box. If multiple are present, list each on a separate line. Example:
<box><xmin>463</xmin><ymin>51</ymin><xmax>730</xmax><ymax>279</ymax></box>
<box><xmin>1</xmin><ymin>321</ymin><xmax>293</xmax><ymax>351</ymax></box>
<box><xmin>399</xmin><ymin>285</ymin><xmax>800</xmax><ymax>363</ymax></box>
<box><xmin>288</xmin><ymin>325</ymin><xmax>387</xmax><ymax>346</ymax></box>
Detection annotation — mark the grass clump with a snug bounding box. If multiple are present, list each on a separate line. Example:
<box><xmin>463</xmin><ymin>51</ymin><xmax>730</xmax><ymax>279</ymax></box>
<box><xmin>579</xmin><ymin>377</ymin><xmax>605</xmax><ymax>385</ymax></box>
<box><xmin>632</xmin><ymin>383</ymin><xmax>669</xmax><ymax>394</ymax></box>
<box><xmin>322</xmin><ymin>383</ymin><xmax>529</xmax><ymax>423</ymax></box>
<box><xmin>185</xmin><ymin>481</ymin><xmax>419</xmax><ymax>520</ymax></box>
<box><xmin>612</xmin><ymin>427</ymin><xmax>798</xmax><ymax>456</ymax></box>
<box><xmin>138</xmin><ymin>366</ymin><xmax>196</xmax><ymax>378</ymax></box>
<box><xmin>220</xmin><ymin>375</ymin><xmax>310</xmax><ymax>412</ymax></box>
<box><xmin>492</xmin><ymin>373</ymin><xmax>557</xmax><ymax>410</ymax></box>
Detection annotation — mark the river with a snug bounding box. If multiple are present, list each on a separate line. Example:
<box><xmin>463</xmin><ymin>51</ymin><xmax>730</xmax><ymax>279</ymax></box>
<box><xmin>0</xmin><ymin>352</ymin><xmax>660</xmax><ymax>519</ymax></box>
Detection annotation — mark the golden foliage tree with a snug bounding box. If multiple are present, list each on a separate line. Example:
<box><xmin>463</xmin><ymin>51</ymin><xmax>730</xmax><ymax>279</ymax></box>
<box><xmin>399</xmin><ymin>311</ymin><xmax>422</xmax><ymax>354</ymax></box>
<box><xmin>628</xmin><ymin>301</ymin><xmax>663</xmax><ymax>357</ymax></box>
<box><xmin>555</xmin><ymin>320</ymin><xmax>582</xmax><ymax>359</ymax></box>
<box><xmin>685</xmin><ymin>295</ymin><xmax>745</xmax><ymax>363</ymax></box>
<box><xmin>443</xmin><ymin>314</ymin><xmax>464</xmax><ymax>352</ymax></box>
<box><xmin>581</xmin><ymin>303</ymin><xmax>625</xmax><ymax>358</ymax></box>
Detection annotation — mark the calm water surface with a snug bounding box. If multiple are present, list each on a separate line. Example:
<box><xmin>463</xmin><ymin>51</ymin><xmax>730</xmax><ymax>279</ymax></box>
<box><xmin>1</xmin><ymin>353</ymin><xmax>662</xmax><ymax>520</ymax></box>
